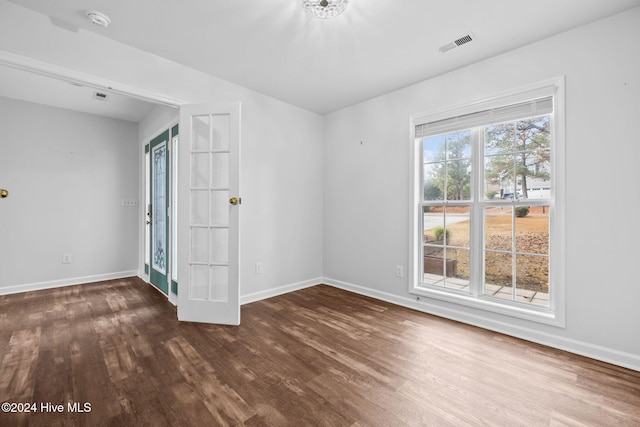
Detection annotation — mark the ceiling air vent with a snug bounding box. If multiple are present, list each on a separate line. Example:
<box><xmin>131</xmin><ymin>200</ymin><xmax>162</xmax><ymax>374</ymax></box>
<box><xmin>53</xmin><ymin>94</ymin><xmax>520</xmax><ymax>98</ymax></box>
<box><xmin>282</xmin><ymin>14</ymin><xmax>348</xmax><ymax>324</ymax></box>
<box><xmin>93</xmin><ymin>91</ymin><xmax>108</xmax><ymax>101</ymax></box>
<box><xmin>438</xmin><ymin>33</ymin><xmax>475</xmax><ymax>53</ymax></box>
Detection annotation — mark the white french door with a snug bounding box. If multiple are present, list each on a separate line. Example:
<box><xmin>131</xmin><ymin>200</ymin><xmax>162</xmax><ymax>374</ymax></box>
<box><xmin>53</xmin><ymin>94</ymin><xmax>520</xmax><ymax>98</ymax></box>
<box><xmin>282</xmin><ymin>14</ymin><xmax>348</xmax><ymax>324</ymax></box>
<box><xmin>177</xmin><ymin>102</ymin><xmax>241</xmax><ymax>325</ymax></box>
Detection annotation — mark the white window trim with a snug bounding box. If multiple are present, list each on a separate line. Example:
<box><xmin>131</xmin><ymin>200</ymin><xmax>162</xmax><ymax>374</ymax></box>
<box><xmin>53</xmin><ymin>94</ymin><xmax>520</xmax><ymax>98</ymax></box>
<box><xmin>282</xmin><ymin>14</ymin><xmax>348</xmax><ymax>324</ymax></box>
<box><xmin>408</xmin><ymin>77</ymin><xmax>566</xmax><ymax>327</ymax></box>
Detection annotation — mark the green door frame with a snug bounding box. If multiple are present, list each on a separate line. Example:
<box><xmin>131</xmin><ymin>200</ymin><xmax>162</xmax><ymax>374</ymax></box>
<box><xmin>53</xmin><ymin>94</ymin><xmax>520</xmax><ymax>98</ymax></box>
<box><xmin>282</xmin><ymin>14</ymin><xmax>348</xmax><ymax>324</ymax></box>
<box><xmin>170</xmin><ymin>124</ymin><xmax>179</xmax><ymax>295</ymax></box>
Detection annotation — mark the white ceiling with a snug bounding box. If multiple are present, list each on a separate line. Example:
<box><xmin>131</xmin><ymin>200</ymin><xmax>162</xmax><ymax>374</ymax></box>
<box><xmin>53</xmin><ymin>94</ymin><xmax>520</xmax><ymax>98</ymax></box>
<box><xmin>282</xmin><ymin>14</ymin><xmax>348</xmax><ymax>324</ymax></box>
<box><xmin>4</xmin><ymin>0</ymin><xmax>640</xmax><ymax>115</ymax></box>
<box><xmin>0</xmin><ymin>64</ymin><xmax>157</xmax><ymax>122</ymax></box>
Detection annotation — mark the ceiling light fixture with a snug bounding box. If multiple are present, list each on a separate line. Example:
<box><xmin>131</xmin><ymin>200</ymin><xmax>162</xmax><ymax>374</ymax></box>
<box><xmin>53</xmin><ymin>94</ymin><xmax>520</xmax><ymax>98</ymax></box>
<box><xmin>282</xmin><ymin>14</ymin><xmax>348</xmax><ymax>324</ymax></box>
<box><xmin>302</xmin><ymin>0</ymin><xmax>348</xmax><ymax>19</ymax></box>
<box><xmin>86</xmin><ymin>10</ymin><xmax>111</xmax><ymax>28</ymax></box>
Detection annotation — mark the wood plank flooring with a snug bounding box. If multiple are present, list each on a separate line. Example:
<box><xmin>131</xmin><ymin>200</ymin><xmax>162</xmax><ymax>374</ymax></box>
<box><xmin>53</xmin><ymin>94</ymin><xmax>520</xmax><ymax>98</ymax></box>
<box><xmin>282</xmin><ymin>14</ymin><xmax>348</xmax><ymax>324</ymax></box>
<box><xmin>0</xmin><ymin>277</ymin><xmax>638</xmax><ymax>426</ymax></box>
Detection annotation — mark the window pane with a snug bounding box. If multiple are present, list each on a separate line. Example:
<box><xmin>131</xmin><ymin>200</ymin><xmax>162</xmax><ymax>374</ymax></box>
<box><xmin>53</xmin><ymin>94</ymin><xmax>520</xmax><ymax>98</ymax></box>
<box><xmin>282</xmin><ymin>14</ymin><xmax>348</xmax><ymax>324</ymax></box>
<box><xmin>447</xmin><ymin>248</ymin><xmax>470</xmax><ymax>285</ymax></box>
<box><xmin>484</xmin><ymin>251</ymin><xmax>512</xmax><ymax>289</ymax></box>
<box><xmin>485</xmin><ymin>249</ymin><xmax>514</xmax><ymax>302</ymax></box>
<box><xmin>521</xmin><ymin>151</ymin><xmax>551</xmax><ymax>199</ymax></box>
<box><xmin>424</xmin><ymin>247</ymin><xmax>470</xmax><ymax>290</ymax></box>
<box><xmin>485</xmin><ymin>123</ymin><xmax>515</xmax><ymax>155</ymax></box>
<box><xmin>485</xmin><ymin>207</ymin><xmax>512</xmax><ymax>251</ymax></box>
<box><xmin>190</xmin><ymin>190</ymin><xmax>209</xmax><ymax>225</ymax></box>
<box><xmin>191</xmin><ymin>152</ymin><xmax>209</xmax><ymax>188</ymax></box>
<box><xmin>424</xmin><ymin>206</ymin><xmax>470</xmax><ymax>245</ymax></box>
<box><xmin>423</xmin><ymin>136</ymin><xmax>445</xmax><ymax>163</ymax></box>
<box><xmin>209</xmin><ymin>265</ymin><xmax>229</xmax><ymax>302</ymax></box>
<box><xmin>210</xmin><ymin>190</ymin><xmax>229</xmax><ymax>225</ymax></box>
<box><xmin>189</xmin><ymin>265</ymin><xmax>209</xmax><ymax>300</ymax></box>
<box><xmin>446</xmin><ymin>206</ymin><xmax>470</xmax><ymax>249</ymax></box>
<box><xmin>192</xmin><ymin>115</ymin><xmax>210</xmax><ymax>151</ymax></box>
<box><xmin>424</xmin><ymin>163</ymin><xmax>444</xmax><ymax>201</ymax></box>
<box><xmin>423</xmin><ymin>206</ymin><xmax>470</xmax><ymax>290</ymax></box>
<box><xmin>423</xmin><ymin>206</ymin><xmax>446</xmax><ymax>287</ymax></box>
<box><xmin>211</xmin><ymin>115</ymin><xmax>230</xmax><ymax>151</ymax></box>
<box><xmin>446</xmin><ymin>206</ymin><xmax>470</xmax><ymax>290</ymax></box>
<box><xmin>190</xmin><ymin>227</ymin><xmax>208</xmax><ymax>263</ymax></box>
<box><xmin>210</xmin><ymin>227</ymin><xmax>229</xmax><ymax>264</ymax></box>
<box><xmin>445</xmin><ymin>131</ymin><xmax>471</xmax><ymax>160</ymax></box>
<box><xmin>423</xmin><ymin>245</ymin><xmax>444</xmax><ymax>285</ymax></box>
<box><xmin>445</xmin><ymin>159</ymin><xmax>471</xmax><ymax>201</ymax></box>
<box><xmin>484</xmin><ymin>155</ymin><xmax>516</xmax><ymax>200</ymax></box>
<box><xmin>211</xmin><ymin>152</ymin><xmax>229</xmax><ymax>188</ymax></box>
<box><xmin>515</xmin><ymin>206</ymin><xmax>549</xmax><ymax>254</ymax></box>
<box><xmin>516</xmin><ymin>116</ymin><xmax>550</xmax><ymax>151</ymax></box>
<box><xmin>424</xmin><ymin>131</ymin><xmax>472</xmax><ymax>202</ymax></box>
<box><xmin>423</xmin><ymin>206</ymin><xmax>444</xmax><ymax>243</ymax></box>
<box><xmin>516</xmin><ymin>254</ymin><xmax>549</xmax><ymax>301</ymax></box>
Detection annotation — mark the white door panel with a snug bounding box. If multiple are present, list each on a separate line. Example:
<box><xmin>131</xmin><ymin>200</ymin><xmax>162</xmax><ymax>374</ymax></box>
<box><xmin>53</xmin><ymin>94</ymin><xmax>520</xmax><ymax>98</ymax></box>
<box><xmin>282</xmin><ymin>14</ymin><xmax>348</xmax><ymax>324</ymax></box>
<box><xmin>177</xmin><ymin>102</ymin><xmax>241</xmax><ymax>325</ymax></box>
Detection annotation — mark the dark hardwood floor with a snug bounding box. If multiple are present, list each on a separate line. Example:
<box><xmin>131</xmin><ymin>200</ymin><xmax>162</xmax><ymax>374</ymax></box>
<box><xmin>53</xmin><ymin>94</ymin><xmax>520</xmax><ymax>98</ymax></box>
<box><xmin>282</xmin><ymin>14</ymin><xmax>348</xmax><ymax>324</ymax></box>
<box><xmin>0</xmin><ymin>277</ymin><xmax>638</xmax><ymax>426</ymax></box>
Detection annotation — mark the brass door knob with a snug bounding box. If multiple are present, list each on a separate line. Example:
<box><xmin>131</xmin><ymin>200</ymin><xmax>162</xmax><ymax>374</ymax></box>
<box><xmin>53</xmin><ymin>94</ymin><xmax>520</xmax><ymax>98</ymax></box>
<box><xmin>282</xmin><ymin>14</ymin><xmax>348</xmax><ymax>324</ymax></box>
<box><xmin>229</xmin><ymin>197</ymin><xmax>241</xmax><ymax>205</ymax></box>
<box><xmin>0</xmin><ymin>189</ymin><xmax>8</xmax><ymax>198</ymax></box>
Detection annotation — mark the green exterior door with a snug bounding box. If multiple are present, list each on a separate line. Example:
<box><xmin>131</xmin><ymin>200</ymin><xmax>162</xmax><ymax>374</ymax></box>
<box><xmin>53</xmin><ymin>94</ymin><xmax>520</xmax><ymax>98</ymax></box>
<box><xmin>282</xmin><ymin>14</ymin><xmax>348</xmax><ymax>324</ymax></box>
<box><xmin>149</xmin><ymin>129</ymin><xmax>170</xmax><ymax>294</ymax></box>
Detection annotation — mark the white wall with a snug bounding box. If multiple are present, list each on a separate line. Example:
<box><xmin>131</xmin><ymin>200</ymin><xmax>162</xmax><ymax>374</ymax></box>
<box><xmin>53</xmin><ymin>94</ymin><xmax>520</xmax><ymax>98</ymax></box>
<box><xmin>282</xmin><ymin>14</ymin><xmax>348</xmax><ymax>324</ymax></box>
<box><xmin>139</xmin><ymin>105</ymin><xmax>178</xmax><ymax>144</ymax></box>
<box><xmin>0</xmin><ymin>97</ymin><xmax>139</xmax><ymax>291</ymax></box>
<box><xmin>0</xmin><ymin>1</ymin><xmax>325</xmax><ymax>300</ymax></box>
<box><xmin>323</xmin><ymin>8</ymin><xmax>640</xmax><ymax>370</ymax></box>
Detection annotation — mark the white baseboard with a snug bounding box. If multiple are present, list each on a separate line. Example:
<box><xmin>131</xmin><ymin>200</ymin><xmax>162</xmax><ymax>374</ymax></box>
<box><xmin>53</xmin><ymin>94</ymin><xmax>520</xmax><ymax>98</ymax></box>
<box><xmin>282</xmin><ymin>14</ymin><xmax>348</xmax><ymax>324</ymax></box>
<box><xmin>323</xmin><ymin>277</ymin><xmax>640</xmax><ymax>372</ymax></box>
<box><xmin>0</xmin><ymin>271</ymin><xmax>139</xmax><ymax>296</ymax></box>
<box><xmin>240</xmin><ymin>277</ymin><xmax>321</xmax><ymax>305</ymax></box>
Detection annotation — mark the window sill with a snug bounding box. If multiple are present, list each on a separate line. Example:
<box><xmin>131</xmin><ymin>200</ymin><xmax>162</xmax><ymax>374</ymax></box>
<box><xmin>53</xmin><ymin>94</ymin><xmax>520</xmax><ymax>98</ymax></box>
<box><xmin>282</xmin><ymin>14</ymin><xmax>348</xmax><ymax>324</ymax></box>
<box><xmin>410</xmin><ymin>284</ymin><xmax>564</xmax><ymax>328</ymax></box>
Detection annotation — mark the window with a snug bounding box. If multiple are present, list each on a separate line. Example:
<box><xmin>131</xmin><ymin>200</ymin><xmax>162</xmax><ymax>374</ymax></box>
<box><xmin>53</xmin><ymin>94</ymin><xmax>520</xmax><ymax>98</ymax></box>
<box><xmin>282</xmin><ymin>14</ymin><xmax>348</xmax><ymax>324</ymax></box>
<box><xmin>410</xmin><ymin>80</ymin><xmax>565</xmax><ymax>326</ymax></box>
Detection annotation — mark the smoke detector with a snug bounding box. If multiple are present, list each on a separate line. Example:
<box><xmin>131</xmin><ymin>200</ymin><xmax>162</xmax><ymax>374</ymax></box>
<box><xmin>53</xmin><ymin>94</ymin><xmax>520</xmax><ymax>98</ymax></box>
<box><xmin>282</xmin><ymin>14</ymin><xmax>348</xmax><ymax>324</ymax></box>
<box><xmin>86</xmin><ymin>10</ymin><xmax>111</xmax><ymax>28</ymax></box>
<box><xmin>438</xmin><ymin>33</ymin><xmax>475</xmax><ymax>53</ymax></box>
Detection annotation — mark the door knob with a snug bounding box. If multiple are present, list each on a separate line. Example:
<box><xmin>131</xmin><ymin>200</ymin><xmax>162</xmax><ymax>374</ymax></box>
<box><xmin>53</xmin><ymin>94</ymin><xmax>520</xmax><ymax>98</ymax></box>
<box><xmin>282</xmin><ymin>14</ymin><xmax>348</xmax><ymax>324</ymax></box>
<box><xmin>0</xmin><ymin>189</ymin><xmax>8</xmax><ymax>198</ymax></box>
<box><xmin>229</xmin><ymin>197</ymin><xmax>241</xmax><ymax>205</ymax></box>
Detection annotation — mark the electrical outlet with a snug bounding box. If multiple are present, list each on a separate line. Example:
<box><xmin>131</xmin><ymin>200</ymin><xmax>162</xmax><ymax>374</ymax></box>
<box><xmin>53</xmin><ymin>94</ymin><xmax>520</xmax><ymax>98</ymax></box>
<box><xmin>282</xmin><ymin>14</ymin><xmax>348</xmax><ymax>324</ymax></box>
<box><xmin>255</xmin><ymin>262</ymin><xmax>263</xmax><ymax>274</ymax></box>
<box><xmin>396</xmin><ymin>265</ymin><xmax>404</xmax><ymax>278</ymax></box>
<box><xmin>62</xmin><ymin>253</ymin><xmax>72</xmax><ymax>264</ymax></box>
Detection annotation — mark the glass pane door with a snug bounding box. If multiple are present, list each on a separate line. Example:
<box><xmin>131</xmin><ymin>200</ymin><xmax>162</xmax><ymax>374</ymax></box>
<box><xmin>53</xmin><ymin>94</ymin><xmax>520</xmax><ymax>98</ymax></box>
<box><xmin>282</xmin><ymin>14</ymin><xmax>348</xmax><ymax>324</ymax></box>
<box><xmin>150</xmin><ymin>129</ymin><xmax>170</xmax><ymax>295</ymax></box>
<box><xmin>178</xmin><ymin>102</ymin><xmax>241</xmax><ymax>325</ymax></box>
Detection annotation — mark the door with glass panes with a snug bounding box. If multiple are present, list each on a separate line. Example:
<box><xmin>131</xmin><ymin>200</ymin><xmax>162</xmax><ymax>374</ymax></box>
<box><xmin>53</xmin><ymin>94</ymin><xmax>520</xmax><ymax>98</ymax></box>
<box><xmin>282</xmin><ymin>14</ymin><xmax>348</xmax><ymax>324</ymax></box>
<box><xmin>148</xmin><ymin>129</ymin><xmax>170</xmax><ymax>294</ymax></box>
<box><xmin>177</xmin><ymin>102</ymin><xmax>241</xmax><ymax>325</ymax></box>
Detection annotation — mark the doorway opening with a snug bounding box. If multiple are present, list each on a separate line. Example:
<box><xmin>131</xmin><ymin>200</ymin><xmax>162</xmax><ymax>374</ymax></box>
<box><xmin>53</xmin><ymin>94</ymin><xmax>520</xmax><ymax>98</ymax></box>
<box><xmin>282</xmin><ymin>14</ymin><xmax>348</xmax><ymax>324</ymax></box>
<box><xmin>0</xmin><ymin>53</ymin><xmax>242</xmax><ymax>325</ymax></box>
